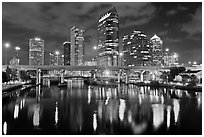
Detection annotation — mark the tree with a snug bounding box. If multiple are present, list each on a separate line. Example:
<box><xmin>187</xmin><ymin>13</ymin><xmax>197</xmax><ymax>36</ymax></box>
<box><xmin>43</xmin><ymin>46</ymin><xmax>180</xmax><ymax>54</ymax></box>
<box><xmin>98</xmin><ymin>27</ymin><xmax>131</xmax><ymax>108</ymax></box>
<box><xmin>2</xmin><ymin>71</ymin><xmax>9</xmax><ymax>83</ymax></box>
<box><xmin>20</xmin><ymin>70</ymin><xmax>31</xmax><ymax>81</ymax></box>
<box><xmin>5</xmin><ymin>66</ymin><xmax>12</xmax><ymax>81</ymax></box>
<box><xmin>169</xmin><ymin>67</ymin><xmax>186</xmax><ymax>81</ymax></box>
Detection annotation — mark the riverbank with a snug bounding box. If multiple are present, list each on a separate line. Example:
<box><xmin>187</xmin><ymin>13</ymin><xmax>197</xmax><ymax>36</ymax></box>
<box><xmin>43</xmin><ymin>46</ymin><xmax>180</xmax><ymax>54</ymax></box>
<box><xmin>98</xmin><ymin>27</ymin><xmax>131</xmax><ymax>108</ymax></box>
<box><xmin>2</xmin><ymin>80</ymin><xmax>33</xmax><ymax>93</ymax></box>
<box><xmin>84</xmin><ymin>78</ymin><xmax>202</xmax><ymax>92</ymax></box>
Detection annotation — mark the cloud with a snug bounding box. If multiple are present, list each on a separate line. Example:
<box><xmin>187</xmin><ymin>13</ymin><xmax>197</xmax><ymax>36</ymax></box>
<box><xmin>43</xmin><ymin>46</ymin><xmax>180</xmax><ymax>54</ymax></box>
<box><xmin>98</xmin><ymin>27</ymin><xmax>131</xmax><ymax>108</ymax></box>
<box><xmin>177</xmin><ymin>5</ymin><xmax>188</xmax><ymax>11</ymax></box>
<box><xmin>164</xmin><ymin>37</ymin><xmax>180</xmax><ymax>43</ymax></box>
<box><xmin>158</xmin><ymin>30</ymin><xmax>168</xmax><ymax>36</ymax></box>
<box><xmin>166</xmin><ymin>9</ymin><xmax>177</xmax><ymax>15</ymax></box>
<box><xmin>181</xmin><ymin>6</ymin><xmax>201</xmax><ymax>35</ymax></box>
<box><xmin>3</xmin><ymin>2</ymin><xmax>156</xmax><ymax>36</ymax></box>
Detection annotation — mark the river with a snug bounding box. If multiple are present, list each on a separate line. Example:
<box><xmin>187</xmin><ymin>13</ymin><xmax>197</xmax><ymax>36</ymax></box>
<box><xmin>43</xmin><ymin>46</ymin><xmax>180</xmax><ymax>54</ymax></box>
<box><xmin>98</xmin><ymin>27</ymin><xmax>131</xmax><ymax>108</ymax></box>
<box><xmin>2</xmin><ymin>79</ymin><xmax>202</xmax><ymax>135</ymax></box>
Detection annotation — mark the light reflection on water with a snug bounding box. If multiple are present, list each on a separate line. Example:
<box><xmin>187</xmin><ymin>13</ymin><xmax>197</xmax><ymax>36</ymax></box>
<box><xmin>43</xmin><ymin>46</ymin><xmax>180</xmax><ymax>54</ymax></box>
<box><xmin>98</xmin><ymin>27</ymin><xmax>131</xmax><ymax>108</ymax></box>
<box><xmin>2</xmin><ymin>80</ymin><xmax>202</xmax><ymax>135</ymax></box>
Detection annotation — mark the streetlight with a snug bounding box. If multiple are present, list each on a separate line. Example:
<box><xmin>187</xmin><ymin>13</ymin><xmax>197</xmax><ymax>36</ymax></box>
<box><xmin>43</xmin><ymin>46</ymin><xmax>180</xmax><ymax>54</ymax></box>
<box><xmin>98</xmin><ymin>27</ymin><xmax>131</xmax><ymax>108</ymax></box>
<box><xmin>173</xmin><ymin>53</ymin><xmax>178</xmax><ymax>58</ymax></box>
<box><xmin>165</xmin><ymin>48</ymin><xmax>169</xmax><ymax>52</ymax></box>
<box><xmin>193</xmin><ymin>61</ymin><xmax>197</xmax><ymax>65</ymax></box>
<box><xmin>188</xmin><ymin>61</ymin><xmax>191</xmax><ymax>64</ymax></box>
<box><xmin>93</xmin><ymin>46</ymin><xmax>97</xmax><ymax>50</ymax></box>
<box><xmin>4</xmin><ymin>43</ymin><xmax>10</xmax><ymax>65</ymax></box>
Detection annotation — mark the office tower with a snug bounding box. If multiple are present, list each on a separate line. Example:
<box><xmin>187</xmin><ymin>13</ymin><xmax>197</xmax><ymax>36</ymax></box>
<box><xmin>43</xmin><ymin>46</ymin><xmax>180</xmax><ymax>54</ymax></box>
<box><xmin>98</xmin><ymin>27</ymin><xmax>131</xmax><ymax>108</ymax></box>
<box><xmin>70</xmin><ymin>26</ymin><xmax>85</xmax><ymax>66</ymax></box>
<box><xmin>150</xmin><ymin>34</ymin><xmax>163</xmax><ymax>66</ymax></box>
<box><xmin>50</xmin><ymin>53</ymin><xmax>64</xmax><ymax>66</ymax></box>
<box><xmin>29</xmin><ymin>38</ymin><xmax>44</xmax><ymax>65</ymax></box>
<box><xmin>123</xmin><ymin>31</ymin><xmax>152</xmax><ymax>66</ymax></box>
<box><xmin>63</xmin><ymin>41</ymin><xmax>71</xmax><ymax>65</ymax></box>
<box><xmin>163</xmin><ymin>52</ymin><xmax>178</xmax><ymax>66</ymax></box>
<box><xmin>97</xmin><ymin>7</ymin><xmax>119</xmax><ymax>66</ymax></box>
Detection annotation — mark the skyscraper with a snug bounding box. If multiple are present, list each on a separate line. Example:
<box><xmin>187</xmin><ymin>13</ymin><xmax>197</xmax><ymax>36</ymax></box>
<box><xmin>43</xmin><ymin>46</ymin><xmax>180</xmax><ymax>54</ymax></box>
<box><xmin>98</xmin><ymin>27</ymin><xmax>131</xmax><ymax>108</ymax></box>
<box><xmin>97</xmin><ymin>7</ymin><xmax>119</xmax><ymax>66</ymax></box>
<box><xmin>70</xmin><ymin>26</ymin><xmax>85</xmax><ymax>66</ymax></box>
<box><xmin>63</xmin><ymin>41</ymin><xmax>71</xmax><ymax>66</ymax></box>
<box><xmin>150</xmin><ymin>34</ymin><xmax>163</xmax><ymax>66</ymax></box>
<box><xmin>29</xmin><ymin>38</ymin><xmax>44</xmax><ymax>65</ymax></box>
<box><xmin>123</xmin><ymin>31</ymin><xmax>152</xmax><ymax>66</ymax></box>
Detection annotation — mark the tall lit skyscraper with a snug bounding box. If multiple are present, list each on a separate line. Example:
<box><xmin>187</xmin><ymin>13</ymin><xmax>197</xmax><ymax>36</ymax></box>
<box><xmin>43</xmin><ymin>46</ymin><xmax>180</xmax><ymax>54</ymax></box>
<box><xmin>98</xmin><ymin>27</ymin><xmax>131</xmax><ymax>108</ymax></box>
<box><xmin>63</xmin><ymin>41</ymin><xmax>71</xmax><ymax>66</ymax></box>
<box><xmin>70</xmin><ymin>26</ymin><xmax>85</xmax><ymax>66</ymax></box>
<box><xmin>29</xmin><ymin>38</ymin><xmax>44</xmax><ymax>65</ymax></box>
<box><xmin>150</xmin><ymin>34</ymin><xmax>163</xmax><ymax>66</ymax></box>
<box><xmin>97</xmin><ymin>7</ymin><xmax>119</xmax><ymax>66</ymax></box>
<box><xmin>123</xmin><ymin>31</ymin><xmax>152</xmax><ymax>66</ymax></box>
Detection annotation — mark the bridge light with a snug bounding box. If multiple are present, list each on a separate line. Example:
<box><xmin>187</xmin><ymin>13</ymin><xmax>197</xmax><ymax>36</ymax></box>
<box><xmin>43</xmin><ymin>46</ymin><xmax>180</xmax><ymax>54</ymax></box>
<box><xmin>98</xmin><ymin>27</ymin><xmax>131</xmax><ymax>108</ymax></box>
<box><xmin>55</xmin><ymin>51</ymin><xmax>59</xmax><ymax>55</ymax></box>
<box><xmin>35</xmin><ymin>37</ymin><xmax>41</xmax><ymax>41</ymax></box>
<box><xmin>119</xmin><ymin>52</ymin><xmax>123</xmax><ymax>57</ymax></box>
<box><xmin>173</xmin><ymin>53</ymin><xmax>178</xmax><ymax>58</ymax></box>
<box><xmin>15</xmin><ymin>46</ymin><xmax>20</xmax><ymax>51</ymax></box>
<box><xmin>5</xmin><ymin>43</ymin><xmax>10</xmax><ymax>48</ymax></box>
<box><xmin>93</xmin><ymin>46</ymin><xmax>97</xmax><ymax>50</ymax></box>
<box><xmin>104</xmin><ymin>70</ymin><xmax>110</xmax><ymax>76</ymax></box>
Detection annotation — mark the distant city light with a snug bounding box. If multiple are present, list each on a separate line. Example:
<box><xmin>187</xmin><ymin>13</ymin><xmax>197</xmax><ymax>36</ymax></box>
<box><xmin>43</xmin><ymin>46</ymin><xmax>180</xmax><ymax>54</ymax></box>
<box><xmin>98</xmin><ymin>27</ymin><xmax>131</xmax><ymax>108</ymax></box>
<box><xmin>93</xmin><ymin>46</ymin><xmax>97</xmax><ymax>50</ymax></box>
<box><xmin>119</xmin><ymin>52</ymin><xmax>123</xmax><ymax>56</ymax></box>
<box><xmin>104</xmin><ymin>70</ymin><xmax>110</xmax><ymax>76</ymax></box>
<box><xmin>173</xmin><ymin>53</ymin><xmax>178</xmax><ymax>58</ymax></box>
<box><xmin>165</xmin><ymin>48</ymin><xmax>169</xmax><ymax>52</ymax></box>
<box><xmin>35</xmin><ymin>37</ymin><xmax>41</xmax><ymax>41</ymax></box>
<box><xmin>5</xmin><ymin>43</ymin><xmax>10</xmax><ymax>48</ymax></box>
<box><xmin>188</xmin><ymin>61</ymin><xmax>191</xmax><ymax>64</ymax></box>
<box><xmin>15</xmin><ymin>46</ymin><xmax>21</xmax><ymax>51</ymax></box>
<box><xmin>55</xmin><ymin>51</ymin><xmax>60</xmax><ymax>55</ymax></box>
<box><xmin>193</xmin><ymin>61</ymin><xmax>197</xmax><ymax>65</ymax></box>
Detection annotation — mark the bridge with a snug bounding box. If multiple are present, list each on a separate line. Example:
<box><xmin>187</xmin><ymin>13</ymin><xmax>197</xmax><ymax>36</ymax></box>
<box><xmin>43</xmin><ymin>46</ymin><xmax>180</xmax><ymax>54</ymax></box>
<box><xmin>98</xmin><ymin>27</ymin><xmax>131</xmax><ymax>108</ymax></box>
<box><xmin>2</xmin><ymin>65</ymin><xmax>172</xmax><ymax>71</ymax></box>
<box><xmin>4</xmin><ymin>65</ymin><xmax>199</xmax><ymax>85</ymax></box>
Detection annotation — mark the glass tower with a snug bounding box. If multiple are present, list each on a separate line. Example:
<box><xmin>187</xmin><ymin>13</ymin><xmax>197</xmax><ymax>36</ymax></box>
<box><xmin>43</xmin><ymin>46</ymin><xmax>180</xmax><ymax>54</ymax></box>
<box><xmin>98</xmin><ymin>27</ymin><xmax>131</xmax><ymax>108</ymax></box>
<box><xmin>70</xmin><ymin>26</ymin><xmax>85</xmax><ymax>66</ymax></box>
<box><xmin>29</xmin><ymin>38</ymin><xmax>44</xmax><ymax>65</ymax></box>
<box><xmin>150</xmin><ymin>34</ymin><xmax>163</xmax><ymax>66</ymax></box>
<box><xmin>123</xmin><ymin>31</ymin><xmax>152</xmax><ymax>66</ymax></box>
<box><xmin>97</xmin><ymin>7</ymin><xmax>119</xmax><ymax>66</ymax></box>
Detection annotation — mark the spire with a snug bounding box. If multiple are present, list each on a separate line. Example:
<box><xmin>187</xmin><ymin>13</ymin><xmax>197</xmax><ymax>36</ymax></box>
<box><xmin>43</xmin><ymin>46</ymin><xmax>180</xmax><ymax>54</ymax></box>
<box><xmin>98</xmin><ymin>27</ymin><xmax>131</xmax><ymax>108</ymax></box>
<box><xmin>108</xmin><ymin>7</ymin><xmax>117</xmax><ymax>14</ymax></box>
<box><xmin>150</xmin><ymin>34</ymin><xmax>161</xmax><ymax>40</ymax></box>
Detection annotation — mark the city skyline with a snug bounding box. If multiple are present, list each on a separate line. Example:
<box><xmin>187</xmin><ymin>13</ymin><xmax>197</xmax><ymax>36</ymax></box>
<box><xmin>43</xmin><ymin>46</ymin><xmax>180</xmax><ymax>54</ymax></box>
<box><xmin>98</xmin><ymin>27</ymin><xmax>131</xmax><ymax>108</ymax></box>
<box><xmin>2</xmin><ymin>2</ymin><xmax>202</xmax><ymax>65</ymax></box>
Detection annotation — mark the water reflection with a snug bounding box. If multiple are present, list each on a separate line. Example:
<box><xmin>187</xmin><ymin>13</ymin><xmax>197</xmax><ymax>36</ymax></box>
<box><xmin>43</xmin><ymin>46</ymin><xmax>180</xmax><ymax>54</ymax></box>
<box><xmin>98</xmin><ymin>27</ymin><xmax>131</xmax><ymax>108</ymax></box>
<box><xmin>173</xmin><ymin>99</ymin><xmax>180</xmax><ymax>123</ymax></box>
<box><xmin>14</xmin><ymin>104</ymin><xmax>19</xmax><ymax>119</ymax></box>
<box><xmin>166</xmin><ymin>106</ymin><xmax>172</xmax><ymax>128</ymax></box>
<box><xmin>2</xmin><ymin>81</ymin><xmax>202</xmax><ymax>135</ymax></box>
<box><xmin>152</xmin><ymin>104</ymin><xmax>164</xmax><ymax>130</ymax></box>
<box><xmin>33</xmin><ymin>104</ymin><xmax>40</xmax><ymax>127</ymax></box>
<box><xmin>119</xmin><ymin>99</ymin><xmax>126</xmax><ymax>121</ymax></box>
<box><xmin>93</xmin><ymin>113</ymin><xmax>97</xmax><ymax>131</ymax></box>
<box><xmin>3</xmin><ymin>121</ymin><xmax>7</xmax><ymax>135</ymax></box>
<box><xmin>55</xmin><ymin>102</ymin><xmax>59</xmax><ymax>126</ymax></box>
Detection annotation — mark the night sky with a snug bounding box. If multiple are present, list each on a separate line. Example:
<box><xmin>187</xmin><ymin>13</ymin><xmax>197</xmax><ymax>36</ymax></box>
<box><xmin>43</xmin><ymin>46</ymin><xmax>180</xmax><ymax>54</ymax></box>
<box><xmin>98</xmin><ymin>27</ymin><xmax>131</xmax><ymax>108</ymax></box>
<box><xmin>2</xmin><ymin>2</ymin><xmax>202</xmax><ymax>65</ymax></box>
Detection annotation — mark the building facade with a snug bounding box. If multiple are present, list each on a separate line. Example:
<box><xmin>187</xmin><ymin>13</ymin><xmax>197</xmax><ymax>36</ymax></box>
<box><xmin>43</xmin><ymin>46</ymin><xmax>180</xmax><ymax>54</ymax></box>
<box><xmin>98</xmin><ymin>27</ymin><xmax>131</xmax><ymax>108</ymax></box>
<box><xmin>163</xmin><ymin>52</ymin><xmax>178</xmax><ymax>66</ymax></box>
<box><xmin>50</xmin><ymin>53</ymin><xmax>64</xmax><ymax>65</ymax></box>
<box><xmin>70</xmin><ymin>26</ymin><xmax>85</xmax><ymax>66</ymax></box>
<box><xmin>97</xmin><ymin>7</ymin><xmax>119</xmax><ymax>66</ymax></box>
<box><xmin>123</xmin><ymin>31</ymin><xmax>152</xmax><ymax>66</ymax></box>
<box><xmin>63</xmin><ymin>41</ymin><xmax>71</xmax><ymax>66</ymax></box>
<box><xmin>29</xmin><ymin>38</ymin><xmax>44</xmax><ymax>65</ymax></box>
<box><xmin>150</xmin><ymin>34</ymin><xmax>163</xmax><ymax>66</ymax></box>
